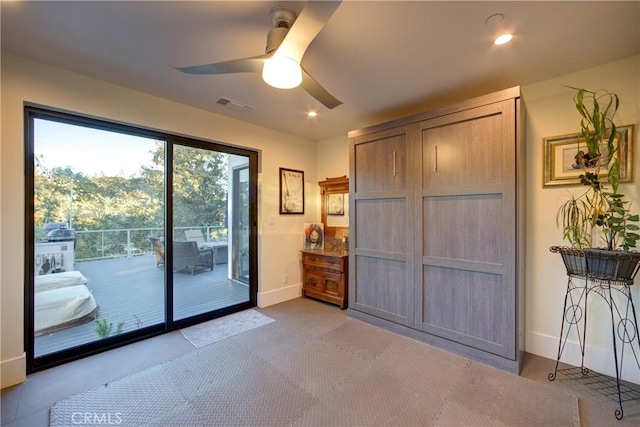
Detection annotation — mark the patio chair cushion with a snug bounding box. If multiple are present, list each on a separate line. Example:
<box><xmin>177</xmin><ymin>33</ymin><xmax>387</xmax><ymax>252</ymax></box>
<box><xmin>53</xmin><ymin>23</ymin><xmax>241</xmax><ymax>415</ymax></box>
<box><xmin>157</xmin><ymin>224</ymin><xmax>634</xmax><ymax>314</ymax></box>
<box><xmin>185</xmin><ymin>229</ymin><xmax>207</xmax><ymax>244</ymax></box>
<box><xmin>35</xmin><ymin>271</ymin><xmax>88</xmax><ymax>292</ymax></box>
<box><xmin>35</xmin><ymin>284</ymin><xmax>98</xmax><ymax>335</ymax></box>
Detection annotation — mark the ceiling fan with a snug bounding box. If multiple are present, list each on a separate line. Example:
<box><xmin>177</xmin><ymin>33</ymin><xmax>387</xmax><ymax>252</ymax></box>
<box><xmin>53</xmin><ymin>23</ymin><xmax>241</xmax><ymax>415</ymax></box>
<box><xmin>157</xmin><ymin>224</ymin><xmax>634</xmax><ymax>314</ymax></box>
<box><xmin>176</xmin><ymin>1</ymin><xmax>342</xmax><ymax>109</ymax></box>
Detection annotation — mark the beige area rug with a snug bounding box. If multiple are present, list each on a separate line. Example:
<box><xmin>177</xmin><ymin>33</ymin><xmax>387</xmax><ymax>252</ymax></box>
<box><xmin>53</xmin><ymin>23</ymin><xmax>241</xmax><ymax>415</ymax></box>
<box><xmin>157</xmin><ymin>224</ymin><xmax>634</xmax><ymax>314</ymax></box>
<box><xmin>180</xmin><ymin>309</ymin><xmax>275</xmax><ymax>348</ymax></box>
<box><xmin>50</xmin><ymin>300</ymin><xmax>580</xmax><ymax>427</ymax></box>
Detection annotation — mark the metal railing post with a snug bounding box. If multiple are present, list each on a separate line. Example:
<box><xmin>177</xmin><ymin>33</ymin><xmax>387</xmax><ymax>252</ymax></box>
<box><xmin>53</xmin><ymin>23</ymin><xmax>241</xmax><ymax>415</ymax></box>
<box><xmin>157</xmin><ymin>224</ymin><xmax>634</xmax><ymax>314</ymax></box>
<box><xmin>126</xmin><ymin>230</ymin><xmax>133</xmax><ymax>258</ymax></box>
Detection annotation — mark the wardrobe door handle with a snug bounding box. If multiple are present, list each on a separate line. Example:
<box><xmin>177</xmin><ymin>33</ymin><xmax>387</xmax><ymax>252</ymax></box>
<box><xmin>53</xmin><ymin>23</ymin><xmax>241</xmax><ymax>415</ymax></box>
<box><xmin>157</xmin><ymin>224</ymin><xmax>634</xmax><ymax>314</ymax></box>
<box><xmin>433</xmin><ymin>145</ymin><xmax>438</xmax><ymax>172</ymax></box>
<box><xmin>392</xmin><ymin>150</ymin><xmax>397</xmax><ymax>176</ymax></box>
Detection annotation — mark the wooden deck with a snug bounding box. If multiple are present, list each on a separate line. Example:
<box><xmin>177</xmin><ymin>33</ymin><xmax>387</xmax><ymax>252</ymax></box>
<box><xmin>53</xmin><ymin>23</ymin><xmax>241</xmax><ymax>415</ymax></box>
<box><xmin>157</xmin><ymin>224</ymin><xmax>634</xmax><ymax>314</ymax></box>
<box><xmin>35</xmin><ymin>254</ymin><xmax>249</xmax><ymax>357</ymax></box>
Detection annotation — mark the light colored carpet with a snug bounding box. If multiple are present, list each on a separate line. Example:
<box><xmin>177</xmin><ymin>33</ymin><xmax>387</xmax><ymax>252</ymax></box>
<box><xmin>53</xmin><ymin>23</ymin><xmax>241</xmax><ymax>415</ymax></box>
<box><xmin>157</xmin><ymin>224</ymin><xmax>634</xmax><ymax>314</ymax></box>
<box><xmin>50</xmin><ymin>299</ymin><xmax>580</xmax><ymax>427</ymax></box>
<box><xmin>180</xmin><ymin>309</ymin><xmax>274</xmax><ymax>348</ymax></box>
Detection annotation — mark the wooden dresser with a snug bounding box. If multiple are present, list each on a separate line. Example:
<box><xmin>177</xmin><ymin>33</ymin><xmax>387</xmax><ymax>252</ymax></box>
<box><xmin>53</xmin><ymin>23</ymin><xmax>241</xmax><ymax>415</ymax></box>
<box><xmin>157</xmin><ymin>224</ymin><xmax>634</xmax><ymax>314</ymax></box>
<box><xmin>301</xmin><ymin>250</ymin><xmax>348</xmax><ymax>308</ymax></box>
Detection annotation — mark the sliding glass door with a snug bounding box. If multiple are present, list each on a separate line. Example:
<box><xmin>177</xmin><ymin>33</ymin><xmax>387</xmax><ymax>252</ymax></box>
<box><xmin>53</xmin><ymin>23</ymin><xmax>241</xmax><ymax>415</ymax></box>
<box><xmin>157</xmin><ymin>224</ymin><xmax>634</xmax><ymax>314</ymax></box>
<box><xmin>171</xmin><ymin>144</ymin><xmax>250</xmax><ymax>321</ymax></box>
<box><xmin>31</xmin><ymin>118</ymin><xmax>167</xmax><ymax>358</ymax></box>
<box><xmin>26</xmin><ymin>107</ymin><xmax>257</xmax><ymax>372</ymax></box>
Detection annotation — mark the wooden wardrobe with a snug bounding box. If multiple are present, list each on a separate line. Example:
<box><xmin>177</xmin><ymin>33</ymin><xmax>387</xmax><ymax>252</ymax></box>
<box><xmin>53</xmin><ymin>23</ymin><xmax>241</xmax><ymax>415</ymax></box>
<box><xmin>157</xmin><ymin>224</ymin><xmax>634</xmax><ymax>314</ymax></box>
<box><xmin>348</xmin><ymin>87</ymin><xmax>525</xmax><ymax>373</ymax></box>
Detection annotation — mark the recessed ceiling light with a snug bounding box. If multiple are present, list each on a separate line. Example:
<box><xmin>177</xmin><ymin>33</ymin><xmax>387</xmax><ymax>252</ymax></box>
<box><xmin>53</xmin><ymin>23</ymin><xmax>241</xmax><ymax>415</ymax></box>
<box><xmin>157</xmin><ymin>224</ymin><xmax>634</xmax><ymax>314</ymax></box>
<box><xmin>485</xmin><ymin>13</ymin><xmax>504</xmax><ymax>26</ymax></box>
<box><xmin>307</xmin><ymin>111</ymin><xmax>318</xmax><ymax>117</ymax></box>
<box><xmin>494</xmin><ymin>34</ymin><xmax>513</xmax><ymax>45</ymax></box>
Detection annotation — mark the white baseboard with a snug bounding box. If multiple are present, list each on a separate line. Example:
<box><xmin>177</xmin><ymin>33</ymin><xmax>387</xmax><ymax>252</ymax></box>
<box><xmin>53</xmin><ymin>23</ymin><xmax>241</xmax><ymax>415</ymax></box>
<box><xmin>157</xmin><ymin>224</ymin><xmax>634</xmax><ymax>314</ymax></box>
<box><xmin>258</xmin><ymin>283</ymin><xmax>301</xmax><ymax>308</ymax></box>
<box><xmin>1</xmin><ymin>353</ymin><xmax>26</xmax><ymax>389</ymax></box>
<box><xmin>526</xmin><ymin>330</ymin><xmax>639</xmax><ymax>385</ymax></box>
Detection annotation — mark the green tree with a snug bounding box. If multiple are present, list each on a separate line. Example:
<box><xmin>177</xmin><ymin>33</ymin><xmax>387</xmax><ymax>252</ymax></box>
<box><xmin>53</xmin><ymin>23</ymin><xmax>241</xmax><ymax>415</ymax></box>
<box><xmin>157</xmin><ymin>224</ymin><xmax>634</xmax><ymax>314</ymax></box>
<box><xmin>34</xmin><ymin>140</ymin><xmax>229</xmax><ymax>258</ymax></box>
<box><xmin>34</xmin><ymin>160</ymin><xmax>98</xmax><ymax>236</ymax></box>
<box><xmin>170</xmin><ymin>145</ymin><xmax>228</xmax><ymax>229</ymax></box>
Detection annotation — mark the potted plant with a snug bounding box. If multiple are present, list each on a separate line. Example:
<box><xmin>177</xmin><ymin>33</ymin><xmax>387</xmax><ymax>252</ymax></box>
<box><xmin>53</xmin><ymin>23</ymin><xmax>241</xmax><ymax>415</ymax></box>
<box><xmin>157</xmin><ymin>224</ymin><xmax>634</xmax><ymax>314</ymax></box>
<box><xmin>554</xmin><ymin>87</ymin><xmax>640</xmax><ymax>280</ymax></box>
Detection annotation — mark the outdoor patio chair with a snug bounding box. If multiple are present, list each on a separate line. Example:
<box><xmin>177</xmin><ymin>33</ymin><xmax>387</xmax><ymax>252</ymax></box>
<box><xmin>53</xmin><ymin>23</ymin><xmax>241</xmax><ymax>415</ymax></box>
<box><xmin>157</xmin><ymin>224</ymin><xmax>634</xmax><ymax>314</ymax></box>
<box><xmin>149</xmin><ymin>236</ymin><xmax>165</xmax><ymax>269</ymax></box>
<box><xmin>173</xmin><ymin>240</ymin><xmax>214</xmax><ymax>275</ymax></box>
<box><xmin>185</xmin><ymin>229</ymin><xmax>227</xmax><ymax>264</ymax></box>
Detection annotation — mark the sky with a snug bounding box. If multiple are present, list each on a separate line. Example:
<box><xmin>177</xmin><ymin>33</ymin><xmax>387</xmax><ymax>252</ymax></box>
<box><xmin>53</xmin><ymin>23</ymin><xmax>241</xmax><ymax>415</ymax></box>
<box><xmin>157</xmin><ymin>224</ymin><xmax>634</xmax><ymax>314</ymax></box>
<box><xmin>34</xmin><ymin>118</ymin><xmax>162</xmax><ymax>177</ymax></box>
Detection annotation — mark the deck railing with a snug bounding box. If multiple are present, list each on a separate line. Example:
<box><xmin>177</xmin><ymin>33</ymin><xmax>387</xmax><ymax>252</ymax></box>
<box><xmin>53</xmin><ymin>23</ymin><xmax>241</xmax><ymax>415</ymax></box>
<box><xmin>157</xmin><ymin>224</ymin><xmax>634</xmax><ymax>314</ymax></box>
<box><xmin>73</xmin><ymin>226</ymin><xmax>227</xmax><ymax>261</ymax></box>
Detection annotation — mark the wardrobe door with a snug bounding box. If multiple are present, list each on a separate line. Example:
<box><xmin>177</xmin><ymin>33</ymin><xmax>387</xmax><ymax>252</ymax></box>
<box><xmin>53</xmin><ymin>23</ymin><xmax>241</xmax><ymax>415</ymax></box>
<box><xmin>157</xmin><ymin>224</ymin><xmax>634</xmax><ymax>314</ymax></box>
<box><xmin>419</xmin><ymin>100</ymin><xmax>517</xmax><ymax>358</ymax></box>
<box><xmin>349</xmin><ymin>126</ymin><xmax>415</xmax><ymax>326</ymax></box>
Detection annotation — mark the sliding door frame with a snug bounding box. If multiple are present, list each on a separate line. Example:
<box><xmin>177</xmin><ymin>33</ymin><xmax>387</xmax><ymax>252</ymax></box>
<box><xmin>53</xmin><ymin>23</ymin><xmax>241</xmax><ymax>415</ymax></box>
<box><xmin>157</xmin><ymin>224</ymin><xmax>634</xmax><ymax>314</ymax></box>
<box><xmin>24</xmin><ymin>105</ymin><xmax>259</xmax><ymax>373</ymax></box>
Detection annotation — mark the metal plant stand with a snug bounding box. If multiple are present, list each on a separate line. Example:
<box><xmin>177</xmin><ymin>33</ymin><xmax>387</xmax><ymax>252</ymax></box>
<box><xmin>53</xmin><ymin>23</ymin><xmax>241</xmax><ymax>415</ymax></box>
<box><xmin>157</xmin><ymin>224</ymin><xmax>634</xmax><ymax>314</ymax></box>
<box><xmin>549</xmin><ymin>247</ymin><xmax>640</xmax><ymax>420</ymax></box>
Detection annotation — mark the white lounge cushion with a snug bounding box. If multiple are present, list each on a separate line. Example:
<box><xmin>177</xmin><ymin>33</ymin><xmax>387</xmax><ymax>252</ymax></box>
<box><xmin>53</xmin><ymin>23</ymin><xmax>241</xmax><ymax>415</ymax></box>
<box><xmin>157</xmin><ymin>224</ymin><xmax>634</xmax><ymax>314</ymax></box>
<box><xmin>35</xmin><ymin>271</ymin><xmax>87</xmax><ymax>292</ymax></box>
<box><xmin>35</xmin><ymin>285</ymin><xmax>98</xmax><ymax>334</ymax></box>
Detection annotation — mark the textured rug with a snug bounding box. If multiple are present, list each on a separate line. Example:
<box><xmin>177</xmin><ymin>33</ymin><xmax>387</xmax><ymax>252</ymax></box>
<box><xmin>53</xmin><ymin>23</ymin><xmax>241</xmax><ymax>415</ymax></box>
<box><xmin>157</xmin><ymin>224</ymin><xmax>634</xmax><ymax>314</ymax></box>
<box><xmin>180</xmin><ymin>309</ymin><xmax>274</xmax><ymax>348</ymax></box>
<box><xmin>50</xmin><ymin>300</ymin><xmax>580</xmax><ymax>427</ymax></box>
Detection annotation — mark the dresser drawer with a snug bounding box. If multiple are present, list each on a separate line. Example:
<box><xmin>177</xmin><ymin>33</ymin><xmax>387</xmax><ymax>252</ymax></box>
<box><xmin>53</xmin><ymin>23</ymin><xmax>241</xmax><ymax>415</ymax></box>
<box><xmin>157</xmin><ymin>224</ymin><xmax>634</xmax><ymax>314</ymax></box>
<box><xmin>303</xmin><ymin>269</ymin><xmax>344</xmax><ymax>300</ymax></box>
<box><xmin>303</xmin><ymin>270</ymin><xmax>325</xmax><ymax>292</ymax></box>
<box><xmin>302</xmin><ymin>253</ymin><xmax>344</xmax><ymax>272</ymax></box>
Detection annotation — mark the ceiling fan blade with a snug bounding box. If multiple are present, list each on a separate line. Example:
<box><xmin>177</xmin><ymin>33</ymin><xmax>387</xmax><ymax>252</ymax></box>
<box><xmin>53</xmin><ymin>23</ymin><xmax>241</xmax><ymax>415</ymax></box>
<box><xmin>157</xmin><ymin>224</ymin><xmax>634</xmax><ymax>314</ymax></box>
<box><xmin>301</xmin><ymin>67</ymin><xmax>342</xmax><ymax>109</ymax></box>
<box><xmin>276</xmin><ymin>1</ymin><xmax>341</xmax><ymax>63</ymax></box>
<box><xmin>175</xmin><ymin>53</ymin><xmax>271</xmax><ymax>75</ymax></box>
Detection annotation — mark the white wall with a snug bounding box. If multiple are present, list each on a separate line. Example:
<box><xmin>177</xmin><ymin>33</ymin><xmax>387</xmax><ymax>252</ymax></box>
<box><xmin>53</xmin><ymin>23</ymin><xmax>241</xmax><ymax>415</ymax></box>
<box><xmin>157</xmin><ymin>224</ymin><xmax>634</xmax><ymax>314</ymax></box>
<box><xmin>0</xmin><ymin>52</ymin><xmax>320</xmax><ymax>387</ymax></box>
<box><xmin>522</xmin><ymin>55</ymin><xmax>640</xmax><ymax>383</ymax></box>
<box><xmin>317</xmin><ymin>135</ymin><xmax>350</xmax><ymax>181</ymax></box>
<box><xmin>312</xmin><ymin>135</ymin><xmax>351</xmax><ymax>227</ymax></box>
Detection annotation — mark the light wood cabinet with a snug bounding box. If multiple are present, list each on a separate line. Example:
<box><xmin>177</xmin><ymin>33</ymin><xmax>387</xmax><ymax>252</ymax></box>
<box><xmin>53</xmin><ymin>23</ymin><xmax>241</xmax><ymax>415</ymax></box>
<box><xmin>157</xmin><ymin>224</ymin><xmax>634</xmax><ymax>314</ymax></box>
<box><xmin>348</xmin><ymin>87</ymin><xmax>525</xmax><ymax>373</ymax></box>
<box><xmin>349</xmin><ymin>126</ymin><xmax>413</xmax><ymax>325</ymax></box>
<box><xmin>301</xmin><ymin>251</ymin><xmax>348</xmax><ymax>308</ymax></box>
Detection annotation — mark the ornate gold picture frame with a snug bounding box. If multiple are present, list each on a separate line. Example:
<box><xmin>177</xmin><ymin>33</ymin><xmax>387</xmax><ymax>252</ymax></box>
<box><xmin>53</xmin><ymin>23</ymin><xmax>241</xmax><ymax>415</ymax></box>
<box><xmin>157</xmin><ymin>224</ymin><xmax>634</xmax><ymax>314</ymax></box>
<box><xmin>543</xmin><ymin>124</ymin><xmax>634</xmax><ymax>187</ymax></box>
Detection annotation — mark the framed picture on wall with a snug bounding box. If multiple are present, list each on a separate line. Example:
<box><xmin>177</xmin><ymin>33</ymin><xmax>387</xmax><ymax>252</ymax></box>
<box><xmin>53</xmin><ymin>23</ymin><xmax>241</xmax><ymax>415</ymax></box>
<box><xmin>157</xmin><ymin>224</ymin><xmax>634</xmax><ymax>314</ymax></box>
<box><xmin>543</xmin><ymin>124</ymin><xmax>634</xmax><ymax>187</ymax></box>
<box><xmin>279</xmin><ymin>168</ymin><xmax>304</xmax><ymax>214</ymax></box>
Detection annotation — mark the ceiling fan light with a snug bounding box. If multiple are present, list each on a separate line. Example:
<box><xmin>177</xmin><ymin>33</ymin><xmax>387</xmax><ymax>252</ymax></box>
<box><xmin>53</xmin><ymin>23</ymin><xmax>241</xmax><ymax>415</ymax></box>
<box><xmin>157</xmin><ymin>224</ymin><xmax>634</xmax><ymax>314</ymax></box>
<box><xmin>262</xmin><ymin>56</ymin><xmax>302</xmax><ymax>89</ymax></box>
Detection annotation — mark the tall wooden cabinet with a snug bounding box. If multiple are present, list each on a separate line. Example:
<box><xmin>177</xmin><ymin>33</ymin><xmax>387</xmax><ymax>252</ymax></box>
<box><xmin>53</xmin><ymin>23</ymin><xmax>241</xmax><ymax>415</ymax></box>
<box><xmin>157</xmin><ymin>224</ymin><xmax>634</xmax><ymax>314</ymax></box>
<box><xmin>348</xmin><ymin>87</ymin><xmax>525</xmax><ymax>373</ymax></box>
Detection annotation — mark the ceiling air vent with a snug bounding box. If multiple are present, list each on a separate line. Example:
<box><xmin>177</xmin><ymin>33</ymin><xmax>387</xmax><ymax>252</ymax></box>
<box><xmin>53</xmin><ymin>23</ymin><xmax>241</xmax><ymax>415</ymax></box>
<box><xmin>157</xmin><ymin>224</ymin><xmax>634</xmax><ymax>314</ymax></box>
<box><xmin>216</xmin><ymin>97</ymin><xmax>254</xmax><ymax>113</ymax></box>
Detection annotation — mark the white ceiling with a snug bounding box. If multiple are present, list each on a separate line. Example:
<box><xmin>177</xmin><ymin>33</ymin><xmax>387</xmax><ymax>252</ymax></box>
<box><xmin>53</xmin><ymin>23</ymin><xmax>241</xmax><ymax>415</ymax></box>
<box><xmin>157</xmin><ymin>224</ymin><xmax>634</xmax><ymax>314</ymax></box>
<box><xmin>2</xmin><ymin>1</ymin><xmax>639</xmax><ymax>141</ymax></box>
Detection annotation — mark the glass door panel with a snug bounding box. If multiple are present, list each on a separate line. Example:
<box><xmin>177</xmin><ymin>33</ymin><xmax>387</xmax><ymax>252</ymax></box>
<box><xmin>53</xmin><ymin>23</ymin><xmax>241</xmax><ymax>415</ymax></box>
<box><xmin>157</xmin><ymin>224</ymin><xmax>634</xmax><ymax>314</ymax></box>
<box><xmin>172</xmin><ymin>145</ymin><xmax>250</xmax><ymax>321</ymax></box>
<box><xmin>32</xmin><ymin>118</ymin><xmax>166</xmax><ymax>357</ymax></box>
<box><xmin>232</xmin><ymin>166</ymin><xmax>250</xmax><ymax>283</ymax></box>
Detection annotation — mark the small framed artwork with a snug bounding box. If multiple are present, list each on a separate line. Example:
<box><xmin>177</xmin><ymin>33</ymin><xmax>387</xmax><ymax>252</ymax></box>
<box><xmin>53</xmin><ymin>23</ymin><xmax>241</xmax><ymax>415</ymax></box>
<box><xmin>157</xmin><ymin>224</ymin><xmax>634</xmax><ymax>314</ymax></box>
<box><xmin>543</xmin><ymin>124</ymin><xmax>634</xmax><ymax>187</ymax></box>
<box><xmin>303</xmin><ymin>223</ymin><xmax>324</xmax><ymax>250</ymax></box>
<box><xmin>327</xmin><ymin>193</ymin><xmax>344</xmax><ymax>215</ymax></box>
<box><xmin>279</xmin><ymin>168</ymin><xmax>304</xmax><ymax>214</ymax></box>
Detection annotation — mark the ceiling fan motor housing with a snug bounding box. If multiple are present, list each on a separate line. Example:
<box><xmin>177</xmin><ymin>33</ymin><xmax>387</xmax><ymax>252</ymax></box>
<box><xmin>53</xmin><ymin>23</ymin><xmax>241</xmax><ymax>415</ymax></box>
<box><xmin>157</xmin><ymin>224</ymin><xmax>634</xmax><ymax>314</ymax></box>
<box><xmin>270</xmin><ymin>6</ymin><xmax>296</xmax><ymax>28</ymax></box>
<box><xmin>265</xmin><ymin>7</ymin><xmax>296</xmax><ymax>54</ymax></box>
<box><xmin>265</xmin><ymin>27</ymin><xmax>289</xmax><ymax>54</ymax></box>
